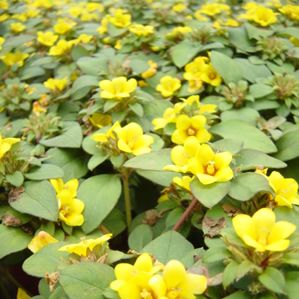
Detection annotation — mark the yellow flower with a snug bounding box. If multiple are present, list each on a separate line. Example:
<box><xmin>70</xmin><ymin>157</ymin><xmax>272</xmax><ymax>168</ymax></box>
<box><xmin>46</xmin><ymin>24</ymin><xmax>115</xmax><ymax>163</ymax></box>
<box><xmin>182</xmin><ymin>95</ymin><xmax>217</xmax><ymax>114</ymax></box>
<box><xmin>115</xmin><ymin>122</ymin><xmax>153</xmax><ymax>156</ymax></box>
<box><xmin>172</xmin><ymin>3</ymin><xmax>186</xmax><ymax>12</ymax></box>
<box><xmin>0</xmin><ymin>135</ymin><xmax>20</xmax><ymax>160</ymax></box>
<box><xmin>232</xmin><ymin>208</ymin><xmax>296</xmax><ymax>252</ymax></box>
<box><xmin>243</xmin><ymin>5</ymin><xmax>277</xmax><ymax>27</ymax></box>
<box><xmin>129</xmin><ymin>23</ymin><xmax>154</xmax><ymax>36</ymax></box>
<box><xmin>17</xmin><ymin>288</ymin><xmax>30</xmax><ymax>299</ymax></box>
<box><xmin>75</xmin><ymin>34</ymin><xmax>93</xmax><ymax>44</ymax></box>
<box><xmin>54</xmin><ymin>19</ymin><xmax>76</xmax><ymax>35</ymax></box>
<box><xmin>44</xmin><ymin>78</ymin><xmax>68</xmax><ymax>92</ymax></box>
<box><xmin>199</xmin><ymin>3</ymin><xmax>230</xmax><ymax>16</ymax></box>
<box><xmin>194</xmin><ymin>11</ymin><xmax>209</xmax><ymax>21</ymax></box>
<box><xmin>59</xmin><ymin>234</ymin><xmax>112</xmax><ymax>257</ymax></box>
<box><xmin>156</xmin><ymin>76</ymin><xmax>181</xmax><ymax>98</ymax></box>
<box><xmin>97</xmin><ymin>15</ymin><xmax>110</xmax><ymax>34</ymax></box>
<box><xmin>166</xmin><ymin>26</ymin><xmax>192</xmax><ymax>39</ymax></box>
<box><xmin>50</xmin><ymin>178</ymin><xmax>85</xmax><ymax>227</ymax></box>
<box><xmin>171</xmin><ymin>114</ymin><xmax>211</xmax><ymax>144</ymax></box>
<box><xmin>49</xmin><ymin>40</ymin><xmax>74</xmax><ymax>56</ymax></box>
<box><xmin>0</xmin><ymin>36</ymin><xmax>4</xmax><ymax>50</ymax></box>
<box><xmin>279</xmin><ymin>5</ymin><xmax>299</xmax><ymax>22</ymax></box>
<box><xmin>37</xmin><ymin>31</ymin><xmax>58</xmax><ymax>47</ymax></box>
<box><xmin>1</xmin><ymin>52</ymin><xmax>29</xmax><ymax>67</ymax></box>
<box><xmin>141</xmin><ymin>60</ymin><xmax>158</xmax><ymax>79</ymax></box>
<box><xmin>89</xmin><ymin>113</ymin><xmax>112</xmax><ymax>128</ymax></box>
<box><xmin>173</xmin><ymin>176</ymin><xmax>194</xmax><ymax>191</ymax></box>
<box><xmin>266</xmin><ymin>171</ymin><xmax>299</xmax><ymax>208</ymax></box>
<box><xmin>92</xmin><ymin>121</ymin><xmax>121</xmax><ymax>143</ymax></box>
<box><xmin>110</xmin><ymin>253</ymin><xmax>162</xmax><ymax>299</ymax></box>
<box><xmin>109</xmin><ymin>9</ymin><xmax>131</xmax><ymax>28</ymax></box>
<box><xmin>10</xmin><ymin>22</ymin><xmax>26</xmax><ymax>33</ymax></box>
<box><xmin>200</xmin><ymin>64</ymin><xmax>222</xmax><ymax>87</ymax></box>
<box><xmin>99</xmin><ymin>77</ymin><xmax>137</xmax><ymax>100</ymax></box>
<box><xmin>28</xmin><ymin>231</ymin><xmax>58</xmax><ymax>253</ymax></box>
<box><xmin>149</xmin><ymin>260</ymin><xmax>207</xmax><ymax>299</ymax></box>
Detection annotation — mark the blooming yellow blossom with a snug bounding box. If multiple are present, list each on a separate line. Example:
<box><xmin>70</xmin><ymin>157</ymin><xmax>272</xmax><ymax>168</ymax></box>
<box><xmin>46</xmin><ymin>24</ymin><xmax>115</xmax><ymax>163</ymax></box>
<box><xmin>279</xmin><ymin>5</ymin><xmax>299</xmax><ymax>22</ymax></box>
<box><xmin>10</xmin><ymin>22</ymin><xmax>26</xmax><ymax>33</ymax></box>
<box><xmin>171</xmin><ymin>114</ymin><xmax>212</xmax><ymax>144</ymax></box>
<box><xmin>233</xmin><ymin>208</ymin><xmax>296</xmax><ymax>252</ymax></box>
<box><xmin>199</xmin><ymin>3</ymin><xmax>230</xmax><ymax>16</ymax></box>
<box><xmin>173</xmin><ymin>176</ymin><xmax>194</xmax><ymax>191</ymax></box>
<box><xmin>1</xmin><ymin>52</ymin><xmax>29</xmax><ymax>67</ymax></box>
<box><xmin>28</xmin><ymin>231</ymin><xmax>58</xmax><ymax>253</ymax></box>
<box><xmin>92</xmin><ymin>121</ymin><xmax>121</xmax><ymax>143</ymax></box>
<box><xmin>182</xmin><ymin>95</ymin><xmax>217</xmax><ymax>114</ymax></box>
<box><xmin>172</xmin><ymin>3</ymin><xmax>186</xmax><ymax>12</ymax></box>
<box><xmin>59</xmin><ymin>234</ymin><xmax>112</xmax><ymax>256</ymax></box>
<box><xmin>54</xmin><ymin>19</ymin><xmax>76</xmax><ymax>34</ymax></box>
<box><xmin>156</xmin><ymin>76</ymin><xmax>181</xmax><ymax>98</ymax></box>
<box><xmin>242</xmin><ymin>5</ymin><xmax>277</xmax><ymax>27</ymax></box>
<box><xmin>129</xmin><ymin>23</ymin><xmax>154</xmax><ymax>36</ymax></box>
<box><xmin>0</xmin><ymin>135</ymin><xmax>20</xmax><ymax>160</ymax></box>
<box><xmin>37</xmin><ymin>31</ymin><xmax>58</xmax><ymax>47</ymax></box>
<box><xmin>49</xmin><ymin>39</ymin><xmax>74</xmax><ymax>56</ymax></box>
<box><xmin>99</xmin><ymin>77</ymin><xmax>137</xmax><ymax>100</ymax></box>
<box><xmin>200</xmin><ymin>65</ymin><xmax>222</xmax><ymax>87</ymax></box>
<box><xmin>44</xmin><ymin>78</ymin><xmax>68</xmax><ymax>92</ymax></box>
<box><xmin>50</xmin><ymin>178</ymin><xmax>84</xmax><ymax>227</ymax></box>
<box><xmin>109</xmin><ymin>9</ymin><xmax>131</xmax><ymax>28</ymax></box>
<box><xmin>141</xmin><ymin>60</ymin><xmax>158</xmax><ymax>79</ymax></box>
<box><xmin>115</xmin><ymin>122</ymin><xmax>153</xmax><ymax>156</ymax></box>
<box><xmin>149</xmin><ymin>260</ymin><xmax>207</xmax><ymax>298</ymax></box>
<box><xmin>167</xmin><ymin>26</ymin><xmax>192</xmax><ymax>39</ymax></box>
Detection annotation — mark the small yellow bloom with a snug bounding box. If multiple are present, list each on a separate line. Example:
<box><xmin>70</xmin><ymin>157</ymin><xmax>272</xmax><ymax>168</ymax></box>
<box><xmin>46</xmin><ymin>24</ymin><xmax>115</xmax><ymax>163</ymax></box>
<box><xmin>182</xmin><ymin>95</ymin><xmax>217</xmax><ymax>114</ymax></box>
<box><xmin>243</xmin><ymin>5</ymin><xmax>277</xmax><ymax>27</ymax></box>
<box><xmin>99</xmin><ymin>77</ymin><xmax>137</xmax><ymax>100</ymax></box>
<box><xmin>149</xmin><ymin>260</ymin><xmax>207</xmax><ymax>298</ymax></box>
<box><xmin>54</xmin><ymin>19</ymin><xmax>76</xmax><ymax>35</ymax></box>
<box><xmin>1</xmin><ymin>52</ymin><xmax>29</xmax><ymax>67</ymax></box>
<box><xmin>141</xmin><ymin>60</ymin><xmax>158</xmax><ymax>79</ymax></box>
<box><xmin>279</xmin><ymin>5</ymin><xmax>299</xmax><ymax>22</ymax></box>
<box><xmin>200</xmin><ymin>64</ymin><xmax>222</xmax><ymax>87</ymax></box>
<box><xmin>173</xmin><ymin>176</ymin><xmax>194</xmax><ymax>191</ymax></box>
<box><xmin>0</xmin><ymin>134</ymin><xmax>20</xmax><ymax>160</ymax></box>
<box><xmin>129</xmin><ymin>23</ymin><xmax>154</xmax><ymax>36</ymax></box>
<box><xmin>156</xmin><ymin>76</ymin><xmax>181</xmax><ymax>98</ymax></box>
<box><xmin>75</xmin><ymin>34</ymin><xmax>93</xmax><ymax>44</ymax></box>
<box><xmin>59</xmin><ymin>234</ymin><xmax>112</xmax><ymax>257</ymax></box>
<box><xmin>49</xmin><ymin>40</ymin><xmax>74</xmax><ymax>56</ymax></box>
<box><xmin>89</xmin><ymin>113</ymin><xmax>112</xmax><ymax>128</ymax></box>
<box><xmin>37</xmin><ymin>31</ymin><xmax>58</xmax><ymax>47</ymax></box>
<box><xmin>233</xmin><ymin>208</ymin><xmax>296</xmax><ymax>252</ymax></box>
<box><xmin>44</xmin><ymin>78</ymin><xmax>68</xmax><ymax>92</ymax></box>
<box><xmin>17</xmin><ymin>288</ymin><xmax>30</xmax><ymax>299</ymax></box>
<box><xmin>171</xmin><ymin>114</ymin><xmax>212</xmax><ymax>144</ymax></box>
<box><xmin>0</xmin><ymin>36</ymin><xmax>4</xmax><ymax>50</ymax></box>
<box><xmin>28</xmin><ymin>231</ymin><xmax>58</xmax><ymax>253</ymax></box>
<box><xmin>109</xmin><ymin>9</ymin><xmax>131</xmax><ymax>28</ymax></box>
<box><xmin>115</xmin><ymin>122</ymin><xmax>154</xmax><ymax>156</ymax></box>
<box><xmin>92</xmin><ymin>121</ymin><xmax>121</xmax><ymax>144</ymax></box>
<box><xmin>50</xmin><ymin>178</ymin><xmax>85</xmax><ymax>227</ymax></box>
<box><xmin>199</xmin><ymin>3</ymin><xmax>230</xmax><ymax>16</ymax></box>
<box><xmin>172</xmin><ymin>3</ymin><xmax>186</xmax><ymax>12</ymax></box>
<box><xmin>167</xmin><ymin>26</ymin><xmax>192</xmax><ymax>39</ymax></box>
<box><xmin>10</xmin><ymin>22</ymin><xmax>26</xmax><ymax>33</ymax></box>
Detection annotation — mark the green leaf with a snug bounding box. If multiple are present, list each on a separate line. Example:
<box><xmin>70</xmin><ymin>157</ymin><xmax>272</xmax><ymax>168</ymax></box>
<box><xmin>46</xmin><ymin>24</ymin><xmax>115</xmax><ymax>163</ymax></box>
<box><xmin>223</xmin><ymin>291</ymin><xmax>250</xmax><ymax>299</ymax></box>
<box><xmin>191</xmin><ymin>180</ymin><xmax>231</xmax><ymax>208</ymax></box>
<box><xmin>23</xmin><ymin>242</ymin><xmax>69</xmax><ymax>277</ymax></box>
<box><xmin>46</xmin><ymin>148</ymin><xmax>89</xmax><ymax>181</ymax></box>
<box><xmin>0</xmin><ymin>225</ymin><xmax>31</xmax><ymax>259</ymax></box>
<box><xmin>6</xmin><ymin>171</ymin><xmax>24</xmax><ymax>187</ymax></box>
<box><xmin>169</xmin><ymin>41</ymin><xmax>201</xmax><ymax>68</ymax></box>
<box><xmin>40</xmin><ymin>122</ymin><xmax>83</xmax><ymax>148</ymax></box>
<box><xmin>59</xmin><ymin>262</ymin><xmax>114</xmax><ymax>299</ymax></box>
<box><xmin>221</xmin><ymin>108</ymin><xmax>260</xmax><ymax>125</ymax></box>
<box><xmin>210</xmin><ymin>51</ymin><xmax>243</xmax><ymax>83</ymax></box>
<box><xmin>87</xmin><ymin>151</ymin><xmax>109</xmax><ymax>171</ymax></box>
<box><xmin>235</xmin><ymin>149</ymin><xmax>286</xmax><ymax>171</ymax></box>
<box><xmin>78</xmin><ymin>175</ymin><xmax>121</xmax><ymax>233</ymax></box>
<box><xmin>211</xmin><ymin>120</ymin><xmax>277</xmax><ymax>153</ymax></box>
<box><xmin>274</xmin><ymin>128</ymin><xmax>299</xmax><ymax>161</ymax></box>
<box><xmin>229</xmin><ymin>173</ymin><xmax>272</xmax><ymax>201</ymax></box>
<box><xmin>286</xmin><ymin>271</ymin><xmax>299</xmax><ymax>299</ymax></box>
<box><xmin>128</xmin><ymin>224</ymin><xmax>153</xmax><ymax>251</ymax></box>
<box><xmin>71</xmin><ymin>75</ymin><xmax>98</xmax><ymax>100</ymax></box>
<box><xmin>124</xmin><ymin>149</ymin><xmax>172</xmax><ymax>171</ymax></box>
<box><xmin>249</xmin><ymin>83</ymin><xmax>273</xmax><ymax>98</ymax></box>
<box><xmin>259</xmin><ymin>267</ymin><xmax>286</xmax><ymax>294</ymax></box>
<box><xmin>10</xmin><ymin>181</ymin><xmax>58</xmax><ymax>221</ymax></box>
<box><xmin>223</xmin><ymin>261</ymin><xmax>238</xmax><ymax>289</ymax></box>
<box><xmin>25</xmin><ymin>164</ymin><xmax>64</xmax><ymax>180</ymax></box>
<box><xmin>142</xmin><ymin>231</ymin><xmax>194</xmax><ymax>264</ymax></box>
<box><xmin>77</xmin><ymin>57</ymin><xmax>107</xmax><ymax>76</ymax></box>
<box><xmin>136</xmin><ymin>170</ymin><xmax>178</xmax><ymax>187</ymax></box>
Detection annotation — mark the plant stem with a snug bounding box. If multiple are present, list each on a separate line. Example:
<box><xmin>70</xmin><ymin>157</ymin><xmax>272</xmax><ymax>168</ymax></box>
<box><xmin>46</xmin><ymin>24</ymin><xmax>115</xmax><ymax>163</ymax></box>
<box><xmin>122</xmin><ymin>170</ymin><xmax>132</xmax><ymax>227</ymax></box>
<box><xmin>173</xmin><ymin>197</ymin><xmax>198</xmax><ymax>231</ymax></box>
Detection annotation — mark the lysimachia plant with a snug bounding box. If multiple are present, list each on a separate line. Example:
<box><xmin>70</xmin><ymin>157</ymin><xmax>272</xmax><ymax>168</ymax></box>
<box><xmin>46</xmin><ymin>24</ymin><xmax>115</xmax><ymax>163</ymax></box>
<box><xmin>0</xmin><ymin>0</ymin><xmax>299</xmax><ymax>299</ymax></box>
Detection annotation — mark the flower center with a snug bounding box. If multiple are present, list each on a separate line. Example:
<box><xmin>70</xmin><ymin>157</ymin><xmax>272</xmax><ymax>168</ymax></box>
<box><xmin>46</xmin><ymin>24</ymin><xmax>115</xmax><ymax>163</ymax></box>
<box><xmin>187</xmin><ymin>127</ymin><xmax>197</xmax><ymax>136</ymax></box>
<box><xmin>205</xmin><ymin>161</ymin><xmax>216</xmax><ymax>175</ymax></box>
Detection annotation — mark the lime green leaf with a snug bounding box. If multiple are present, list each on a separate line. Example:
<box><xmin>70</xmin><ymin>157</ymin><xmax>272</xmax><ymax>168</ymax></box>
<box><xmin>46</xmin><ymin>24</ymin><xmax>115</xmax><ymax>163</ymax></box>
<box><xmin>229</xmin><ymin>173</ymin><xmax>272</xmax><ymax>201</ymax></box>
<box><xmin>6</xmin><ymin>171</ymin><xmax>24</xmax><ymax>187</ymax></box>
<box><xmin>136</xmin><ymin>170</ymin><xmax>178</xmax><ymax>186</ymax></box>
<box><xmin>142</xmin><ymin>231</ymin><xmax>194</xmax><ymax>264</ymax></box>
<box><xmin>25</xmin><ymin>164</ymin><xmax>64</xmax><ymax>180</ymax></box>
<box><xmin>211</xmin><ymin>120</ymin><xmax>277</xmax><ymax>153</ymax></box>
<box><xmin>59</xmin><ymin>262</ymin><xmax>114</xmax><ymax>299</ymax></box>
<box><xmin>0</xmin><ymin>225</ymin><xmax>31</xmax><ymax>259</ymax></box>
<box><xmin>223</xmin><ymin>261</ymin><xmax>238</xmax><ymax>289</ymax></box>
<box><xmin>235</xmin><ymin>149</ymin><xmax>286</xmax><ymax>171</ymax></box>
<box><xmin>129</xmin><ymin>224</ymin><xmax>153</xmax><ymax>251</ymax></box>
<box><xmin>10</xmin><ymin>181</ymin><xmax>58</xmax><ymax>221</ymax></box>
<box><xmin>259</xmin><ymin>267</ymin><xmax>286</xmax><ymax>294</ymax></box>
<box><xmin>191</xmin><ymin>180</ymin><xmax>231</xmax><ymax>208</ymax></box>
<box><xmin>223</xmin><ymin>291</ymin><xmax>251</xmax><ymax>299</ymax></box>
<box><xmin>71</xmin><ymin>75</ymin><xmax>98</xmax><ymax>100</ymax></box>
<box><xmin>40</xmin><ymin>122</ymin><xmax>83</xmax><ymax>148</ymax></box>
<box><xmin>78</xmin><ymin>175</ymin><xmax>121</xmax><ymax>233</ymax></box>
<box><xmin>210</xmin><ymin>51</ymin><xmax>243</xmax><ymax>83</ymax></box>
<box><xmin>274</xmin><ymin>128</ymin><xmax>299</xmax><ymax>161</ymax></box>
<box><xmin>286</xmin><ymin>272</ymin><xmax>299</xmax><ymax>299</ymax></box>
<box><xmin>87</xmin><ymin>151</ymin><xmax>109</xmax><ymax>171</ymax></box>
<box><xmin>249</xmin><ymin>83</ymin><xmax>273</xmax><ymax>98</ymax></box>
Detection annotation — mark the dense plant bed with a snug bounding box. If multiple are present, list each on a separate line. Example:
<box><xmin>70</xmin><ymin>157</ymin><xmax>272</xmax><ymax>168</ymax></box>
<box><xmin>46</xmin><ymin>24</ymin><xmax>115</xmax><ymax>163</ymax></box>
<box><xmin>1</xmin><ymin>0</ymin><xmax>299</xmax><ymax>298</ymax></box>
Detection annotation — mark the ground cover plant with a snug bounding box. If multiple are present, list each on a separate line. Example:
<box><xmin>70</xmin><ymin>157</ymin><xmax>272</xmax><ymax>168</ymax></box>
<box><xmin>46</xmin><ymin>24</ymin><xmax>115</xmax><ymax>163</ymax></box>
<box><xmin>1</xmin><ymin>0</ymin><xmax>299</xmax><ymax>298</ymax></box>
